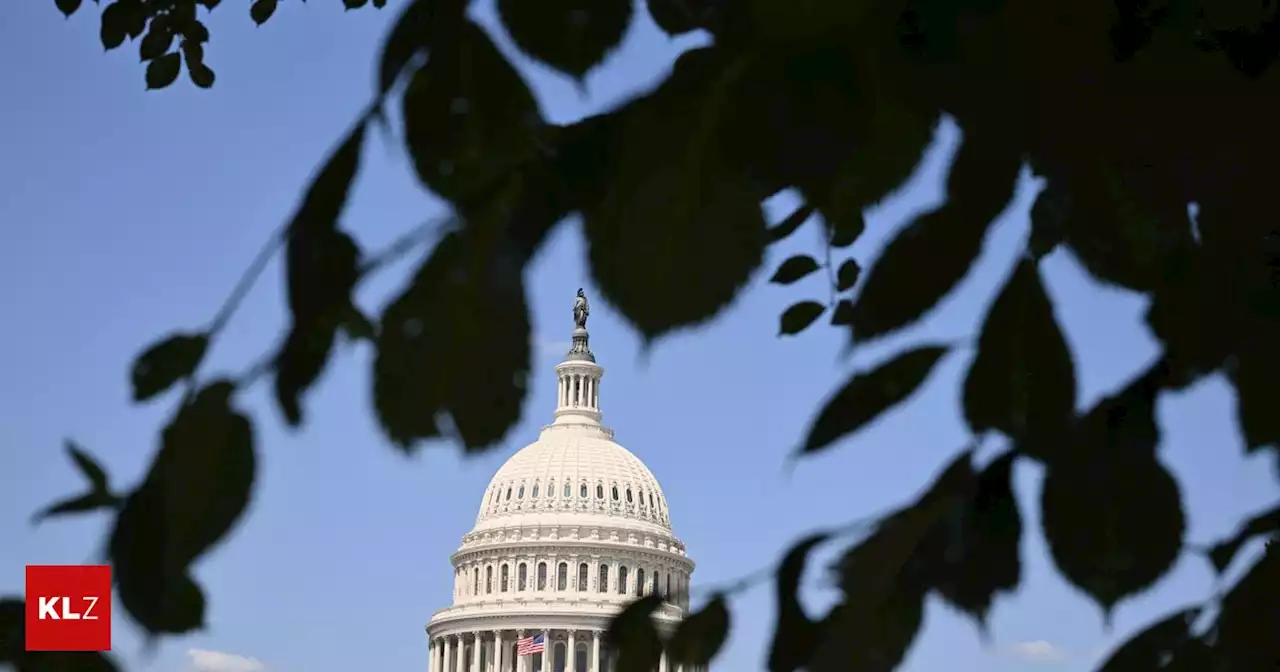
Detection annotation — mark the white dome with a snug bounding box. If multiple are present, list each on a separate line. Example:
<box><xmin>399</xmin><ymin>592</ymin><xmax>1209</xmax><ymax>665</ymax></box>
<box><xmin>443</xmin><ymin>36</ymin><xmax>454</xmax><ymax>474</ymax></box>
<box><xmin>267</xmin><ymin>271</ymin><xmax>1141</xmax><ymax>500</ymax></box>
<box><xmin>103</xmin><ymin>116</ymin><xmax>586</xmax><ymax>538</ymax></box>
<box><xmin>474</xmin><ymin>425</ymin><xmax>673</xmax><ymax>534</ymax></box>
<box><xmin>425</xmin><ymin>296</ymin><xmax>699</xmax><ymax>672</ymax></box>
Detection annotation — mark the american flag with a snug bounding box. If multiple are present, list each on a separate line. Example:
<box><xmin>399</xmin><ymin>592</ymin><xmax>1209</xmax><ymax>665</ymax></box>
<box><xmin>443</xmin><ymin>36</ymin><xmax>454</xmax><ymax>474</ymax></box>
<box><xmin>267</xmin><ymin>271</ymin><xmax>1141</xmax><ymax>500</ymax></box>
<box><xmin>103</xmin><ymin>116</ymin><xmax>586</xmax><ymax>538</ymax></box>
<box><xmin>516</xmin><ymin>634</ymin><xmax>545</xmax><ymax>656</ymax></box>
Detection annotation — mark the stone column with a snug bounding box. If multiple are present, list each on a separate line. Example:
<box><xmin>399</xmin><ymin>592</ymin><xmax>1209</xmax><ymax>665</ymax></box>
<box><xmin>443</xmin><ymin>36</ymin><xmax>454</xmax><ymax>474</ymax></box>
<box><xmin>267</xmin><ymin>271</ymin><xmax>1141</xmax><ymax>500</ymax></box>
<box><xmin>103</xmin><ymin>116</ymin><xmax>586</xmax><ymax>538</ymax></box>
<box><xmin>658</xmin><ymin>651</ymin><xmax>667</xmax><ymax>672</ymax></box>
<box><xmin>517</xmin><ymin>630</ymin><xmax>526</xmax><ymax>672</ymax></box>
<box><xmin>567</xmin><ymin>630</ymin><xmax>576</xmax><ymax>672</ymax></box>
<box><xmin>472</xmin><ymin>632</ymin><xmax>481</xmax><ymax>672</ymax></box>
<box><xmin>494</xmin><ymin>630</ymin><xmax>504</xmax><ymax>672</ymax></box>
<box><xmin>591</xmin><ymin>631</ymin><xmax>600</xmax><ymax>672</ymax></box>
<box><xmin>456</xmin><ymin>635</ymin><xmax>466</xmax><ymax>672</ymax></box>
<box><xmin>541</xmin><ymin>629</ymin><xmax>551</xmax><ymax>672</ymax></box>
<box><xmin>444</xmin><ymin>637</ymin><xmax>454</xmax><ymax>672</ymax></box>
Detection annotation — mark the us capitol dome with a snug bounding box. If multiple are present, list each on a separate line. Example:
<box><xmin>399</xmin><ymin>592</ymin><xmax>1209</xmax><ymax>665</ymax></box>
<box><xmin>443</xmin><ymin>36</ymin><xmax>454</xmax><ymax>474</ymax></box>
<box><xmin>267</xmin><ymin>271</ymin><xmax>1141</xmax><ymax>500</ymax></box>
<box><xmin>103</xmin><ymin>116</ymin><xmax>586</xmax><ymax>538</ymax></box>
<box><xmin>425</xmin><ymin>291</ymin><xmax>699</xmax><ymax>672</ymax></box>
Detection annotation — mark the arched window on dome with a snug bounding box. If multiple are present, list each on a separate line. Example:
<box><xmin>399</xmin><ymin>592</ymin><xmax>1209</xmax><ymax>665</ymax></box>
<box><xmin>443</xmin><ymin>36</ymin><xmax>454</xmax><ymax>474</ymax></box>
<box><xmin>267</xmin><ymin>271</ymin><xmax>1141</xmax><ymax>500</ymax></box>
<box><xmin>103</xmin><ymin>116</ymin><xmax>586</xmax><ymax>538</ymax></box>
<box><xmin>532</xmin><ymin>483</ymin><xmax>539</xmax><ymax>499</ymax></box>
<box><xmin>548</xmin><ymin>479</ymin><xmax>555</xmax><ymax>498</ymax></box>
<box><xmin>557</xmin><ymin>562</ymin><xmax>568</xmax><ymax>591</ymax></box>
<box><xmin>617</xmin><ymin>566</ymin><xmax>628</xmax><ymax>595</ymax></box>
<box><xmin>501</xmin><ymin>564</ymin><xmax>509</xmax><ymax>592</ymax></box>
<box><xmin>598</xmin><ymin>564</ymin><xmax>609</xmax><ymax>593</ymax></box>
<box><xmin>636</xmin><ymin>568</ymin><xmax>645</xmax><ymax>596</ymax></box>
<box><xmin>596</xmin><ymin>484</ymin><xmax>604</xmax><ymax>499</ymax></box>
<box><xmin>666</xmin><ymin>574</ymin><xmax>672</xmax><ymax>599</ymax></box>
<box><xmin>473</xmin><ymin>568</ymin><xmax>479</xmax><ymax>595</ymax></box>
<box><xmin>518</xmin><ymin>563</ymin><xmax>528</xmax><ymax>591</ymax></box>
<box><xmin>517</xmin><ymin>485</ymin><xmax>525</xmax><ymax>500</ymax></box>
<box><xmin>565</xmin><ymin>482</ymin><xmax>572</xmax><ymax>498</ymax></box>
<box><xmin>485</xmin><ymin>566</ymin><xmax>493</xmax><ymax>594</ymax></box>
<box><xmin>611</xmin><ymin>486</ymin><xmax>619</xmax><ymax>501</ymax></box>
<box><xmin>578</xmin><ymin>563</ymin><xmax>588</xmax><ymax>591</ymax></box>
<box><xmin>625</xmin><ymin>488</ymin><xmax>633</xmax><ymax>504</ymax></box>
<box><xmin>651</xmin><ymin>571</ymin><xmax>658</xmax><ymax>595</ymax></box>
<box><xmin>580</xmin><ymin>483</ymin><xmax>588</xmax><ymax>498</ymax></box>
<box><xmin>537</xmin><ymin>562</ymin><xmax>548</xmax><ymax>590</ymax></box>
<box><xmin>649</xmin><ymin>493</ymin><xmax>655</xmax><ymax>509</ymax></box>
<box><xmin>505</xmin><ymin>487</ymin><xmax>512</xmax><ymax>501</ymax></box>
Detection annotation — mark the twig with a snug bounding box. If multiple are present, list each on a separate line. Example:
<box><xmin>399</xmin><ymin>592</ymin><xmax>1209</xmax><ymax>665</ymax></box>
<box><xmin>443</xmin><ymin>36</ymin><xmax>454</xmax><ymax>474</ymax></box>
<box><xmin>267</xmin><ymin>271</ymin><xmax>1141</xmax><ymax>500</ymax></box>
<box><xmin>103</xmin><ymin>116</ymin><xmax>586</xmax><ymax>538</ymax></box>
<box><xmin>208</xmin><ymin>221</ymin><xmax>289</xmax><ymax>337</ymax></box>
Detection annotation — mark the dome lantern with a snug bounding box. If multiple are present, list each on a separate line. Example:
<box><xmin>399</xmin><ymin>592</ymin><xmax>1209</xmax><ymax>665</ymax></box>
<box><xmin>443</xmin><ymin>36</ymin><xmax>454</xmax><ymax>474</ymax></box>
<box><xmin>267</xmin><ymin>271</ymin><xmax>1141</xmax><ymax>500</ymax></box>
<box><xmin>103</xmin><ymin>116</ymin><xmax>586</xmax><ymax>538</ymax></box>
<box><xmin>555</xmin><ymin>290</ymin><xmax>604</xmax><ymax>425</ymax></box>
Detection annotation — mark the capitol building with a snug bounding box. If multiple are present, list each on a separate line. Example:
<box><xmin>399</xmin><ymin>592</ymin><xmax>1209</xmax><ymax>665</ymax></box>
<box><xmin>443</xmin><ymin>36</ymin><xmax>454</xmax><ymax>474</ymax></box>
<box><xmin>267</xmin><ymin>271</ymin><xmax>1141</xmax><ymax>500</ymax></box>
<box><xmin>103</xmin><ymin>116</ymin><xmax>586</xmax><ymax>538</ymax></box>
<box><xmin>425</xmin><ymin>293</ymin><xmax>699</xmax><ymax>672</ymax></box>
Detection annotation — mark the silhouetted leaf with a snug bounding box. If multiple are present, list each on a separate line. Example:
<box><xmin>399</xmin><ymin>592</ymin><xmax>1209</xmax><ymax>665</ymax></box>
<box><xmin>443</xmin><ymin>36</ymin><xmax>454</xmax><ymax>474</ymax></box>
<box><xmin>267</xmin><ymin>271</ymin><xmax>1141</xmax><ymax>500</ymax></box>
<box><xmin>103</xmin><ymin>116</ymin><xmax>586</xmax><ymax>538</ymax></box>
<box><xmin>1207</xmin><ymin>503</ymin><xmax>1280</xmax><ymax>574</ymax></box>
<box><xmin>770</xmin><ymin>255</ymin><xmax>820</xmax><ymax>285</ymax></box>
<box><xmin>767</xmin><ymin>203</ymin><xmax>815</xmax><ymax>243</ymax></box>
<box><xmin>584</xmin><ymin>48</ymin><xmax>767</xmax><ymax>340</ymax></box>
<box><xmin>55</xmin><ymin>0</ymin><xmax>82</xmax><ymax>18</ymax></box>
<box><xmin>1028</xmin><ymin>181</ymin><xmax>1068</xmax><ymax>259</ymax></box>
<box><xmin>188</xmin><ymin>62</ymin><xmax>215</xmax><ymax>88</ymax></box>
<box><xmin>963</xmin><ymin>259</ymin><xmax>1076</xmax><ymax>462</ymax></box>
<box><xmin>605</xmin><ymin>595</ymin><xmax>664</xmax><ymax>672</ymax></box>
<box><xmin>345</xmin><ymin>0</ymin><xmax>369</xmax><ymax>8</ymax></box>
<box><xmin>145</xmin><ymin>52</ymin><xmax>181</xmax><ymax>89</ymax></box>
<box><xmin>109</xmin><ymin>381</ymin><xmax>253</xmax><ymax>635</ymax></box>
<box><xmin>646</xmin><ymin>0</ymin><xmax>700</xmax><ymax>36</ymax></box>
<box><xmin>848</xmin><ymin>130</ymin><xmax>1020</xmax><ymax>343</ymax></box>
<box><xmin>830</xmin><ymin>299</ymin><xmax>854</xmax><ymax>326</ymax></box>
<box><xmin>65</xmin><ymin>439</ymin><xmax>109</xmax><ymax>492</ymax></box>
<box><xmin>374</xmin><ymin>228</ymin><xmax>531</xmax><ymax>452</ymax></box>
<box><xmin>1094</xmin><ymin>607</ymin><xmax>1198</xmax><ymax>672</ymax></box>
<box><xmin>100</xmin><ymin>0</ymin><xmax>145</xmax><ymax>50</ymax></box>
<box><xmin>835</xmin><ymin>258</ymin><xmax>860</xmax><ymax>291</ymax></box>
<box><xmin>402</xmin><ymin>20</ymin><xmax>543</xmax><ymax>204</ymax></box>
<box><xmin>0</xmin><ymin>598</ymin><xmax>21</xmax><ymax>665</ymax></box>
<box><xmin>275</xmin><ymin>124</ymin><xmax>366</xmax><ymax>427</ymax></box>
<box><xmin>799</xmin><ymin>345</ymin><xmax>949</xmax><ymax>455</ymax></box>
<box><xmin>182</xmin><ymin>21</ymin><xmax>210</xmax><ymax>45</ymax></box>
<box><xmin>1060</xmin><ymin>165</ymin><xmax>1196</xmax><ymax>293</ymax></box>
<box><xmin>821</xmin><ymin>94</ymin><xmax>935</xmax><ymax>219</ymax></box>
<box><xmin>138</xmin><ymin>16</ymin><xmax>173</xmax><ymax>61</ymax></box>
<box><xmin>779</xmin><ymin>301</ymin><xmax>825</xmax><ymax>335</ymax></box>
<box><xmin>812</xmin><ymin>452</ymin><xmax>975</xmax><ymax>671</ymax></box>
<box><xmin>667</xmin><ymin>594</ymin><xmax>730</xmax><ymax>666</ymax></box>
<box><xmin>498</xmin><ymin>0</ymin><xmax>632</xmax><ymax>80</ymax></box>
<box><xmin>728</xmin><ymin>46</ymin><xmax>872</xmax><ymax>195</ymax></box>
<box><xmin>1212</xmin><ymin>547</ymin><xmax>1280</xmax><ymax>670</ymax></box>
<box><xmin>927</xmin><ymin>451</ymin><xmax>1022</xmax><ymax>627</ymax></box>
<box><xmin>339</xmin><ymin>305</ymin><xmax>378</xmax><ymax>343</ymax></box>
<box><xmin>250</xmin><ymin>0</ymin><xmax>277</xmax><ymax>25</ymax></box>
<box><xmin>376</xmin><ymin>0</ymin><xmax>469</xmax><ymax>99</ymax></box>
<box><xmin>827</xmin><ymin>208</ymin><xmax>865</xmax><ymax>248</ymax></box>
<box><xmin>768</xmin><ymin>534</ymin><xmax>828</xmax><ymax>672</ymax></box>
<box><xmin>130</xmin><ymin>332</ymin><xmax>208</xmax><ymax>402</ymax></box>
<box><xmin>1230</xmin><ymin>346</ymin><xmax>1280</xmax><ymax>453</ymax></box>
<box><xmin>1040</xmin><ymin>437</ymin><xmax>1184</xmax><ymax>614</ymax></box>
<box><xmin>31</xmin><ymin>441</ymin><xmax>119</xmax><ymax>525</ymax></box>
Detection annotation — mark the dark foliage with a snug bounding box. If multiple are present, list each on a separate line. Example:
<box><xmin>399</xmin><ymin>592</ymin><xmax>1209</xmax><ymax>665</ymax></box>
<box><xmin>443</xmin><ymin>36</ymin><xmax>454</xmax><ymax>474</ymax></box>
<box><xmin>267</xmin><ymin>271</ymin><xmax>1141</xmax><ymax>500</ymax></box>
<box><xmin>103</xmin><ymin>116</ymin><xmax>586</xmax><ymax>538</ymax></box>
<box><xmin>26</xmin><ymin>0</ymin><xmax>1280</xmax><ymax>667</ymax></box>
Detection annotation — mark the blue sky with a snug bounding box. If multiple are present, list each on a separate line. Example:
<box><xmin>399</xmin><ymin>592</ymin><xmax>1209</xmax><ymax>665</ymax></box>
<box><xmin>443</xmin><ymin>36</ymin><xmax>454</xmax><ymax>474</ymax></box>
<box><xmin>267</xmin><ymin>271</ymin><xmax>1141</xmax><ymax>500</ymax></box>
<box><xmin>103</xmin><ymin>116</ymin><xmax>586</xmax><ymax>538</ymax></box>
<box><xmin>1</xmin><ymin>2</ymin><xmax>1276</xmax><ymax>671</ymax></box>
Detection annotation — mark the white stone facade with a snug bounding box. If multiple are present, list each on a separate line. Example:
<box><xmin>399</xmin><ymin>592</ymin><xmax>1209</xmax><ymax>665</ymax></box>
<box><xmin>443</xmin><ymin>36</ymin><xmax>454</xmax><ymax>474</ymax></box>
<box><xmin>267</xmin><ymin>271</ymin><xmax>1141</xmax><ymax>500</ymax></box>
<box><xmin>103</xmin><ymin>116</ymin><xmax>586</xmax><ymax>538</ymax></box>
<box><xmin>426</xmin><ymin>314</ymin><xmax>701</xmax><ymax>672</ymax></box>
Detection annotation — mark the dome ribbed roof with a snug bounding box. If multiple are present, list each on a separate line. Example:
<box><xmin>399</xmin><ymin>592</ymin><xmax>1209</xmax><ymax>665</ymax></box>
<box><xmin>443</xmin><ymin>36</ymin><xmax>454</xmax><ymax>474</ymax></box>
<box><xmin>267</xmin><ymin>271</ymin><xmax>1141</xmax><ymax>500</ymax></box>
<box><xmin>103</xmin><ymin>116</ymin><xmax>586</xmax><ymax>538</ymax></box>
<box><xmin>473</xmin><ymin>423</ymin><xmax>671</xmax><ymax>533</ymax></box>
<box><xmin>469</xmin><ymin>292</ymin><xmax>675</xmax><ymax>536</ymax></box>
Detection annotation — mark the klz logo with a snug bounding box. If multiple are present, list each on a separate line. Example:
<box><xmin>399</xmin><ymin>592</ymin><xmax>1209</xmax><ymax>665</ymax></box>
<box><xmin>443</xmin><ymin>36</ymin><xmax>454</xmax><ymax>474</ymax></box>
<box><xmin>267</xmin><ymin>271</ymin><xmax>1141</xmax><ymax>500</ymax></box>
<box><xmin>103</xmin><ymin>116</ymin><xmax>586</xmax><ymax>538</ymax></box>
<box><xmin>25</xmin><ymin>565</ymin><xmax>112</xmax><ymax>652</ymax></box>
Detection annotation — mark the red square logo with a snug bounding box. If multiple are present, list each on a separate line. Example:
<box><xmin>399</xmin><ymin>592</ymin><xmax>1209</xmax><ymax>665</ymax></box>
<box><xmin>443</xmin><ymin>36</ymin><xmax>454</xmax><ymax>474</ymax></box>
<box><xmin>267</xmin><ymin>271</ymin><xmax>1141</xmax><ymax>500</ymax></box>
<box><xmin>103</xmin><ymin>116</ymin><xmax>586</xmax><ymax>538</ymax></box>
<box><xmin>25</xmin><ymin>565</ymin><xmax>112</xmax><ymax>652</ymax></box>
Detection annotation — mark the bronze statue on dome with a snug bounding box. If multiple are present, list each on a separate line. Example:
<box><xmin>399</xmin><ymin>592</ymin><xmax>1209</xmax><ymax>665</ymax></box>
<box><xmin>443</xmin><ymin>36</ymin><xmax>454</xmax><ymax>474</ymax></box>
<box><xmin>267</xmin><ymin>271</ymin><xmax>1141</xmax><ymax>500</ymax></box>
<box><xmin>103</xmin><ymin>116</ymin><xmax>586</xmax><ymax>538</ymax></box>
<box><xmin>573</xmin><ymin>288</ymin><xmax>590</xmax><ymax>329</ymax></box>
